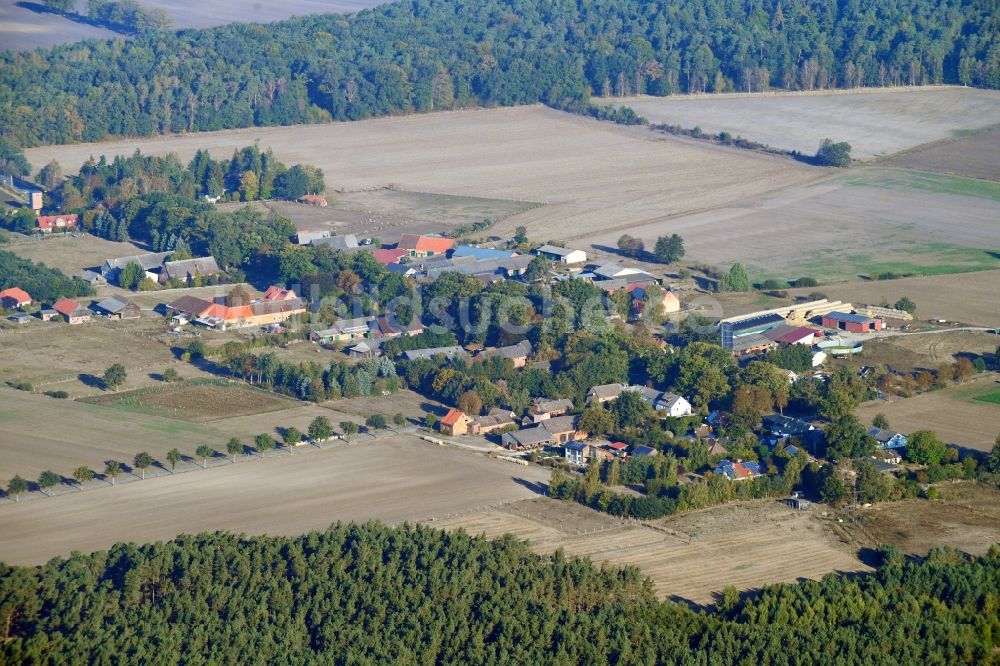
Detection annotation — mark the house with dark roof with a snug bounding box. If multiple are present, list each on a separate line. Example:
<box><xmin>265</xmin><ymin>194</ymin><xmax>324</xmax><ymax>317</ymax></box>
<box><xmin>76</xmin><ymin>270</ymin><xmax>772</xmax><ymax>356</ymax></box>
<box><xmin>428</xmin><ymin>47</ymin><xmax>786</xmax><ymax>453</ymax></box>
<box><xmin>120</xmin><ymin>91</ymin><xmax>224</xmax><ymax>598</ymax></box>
<box><xmin>101</xmin><ymin>251</ymin><xmax>172</xmax><ymax>284</ymax></box>
<box><xmin>52</xmin><ymin>297</ymin><xmax>90</xmax><ymax>324</ymax></box>
<box><xmin>469</xmin><ymin>408</ymin><xmax>517</xmax><ymax>435</ymax></box>
<box><xmin>714</xmin><ymin>459</ymin><xmax>762</xmax><ymax>480</ymax></box>
<box><xmin>479</xmin><ymin>340</ymin><xmax>532</xmax><ymax>368</ymax></box>
<box><xmin>161</xmin><ymin>256</ymin><xmax>222</xmax><ymax>284</ymax></box>
<box><xmin>94</xmin><ymin>295</ymin><xmax>141</xmax><ymax>320</ymax></box>
<box><xmin>311</xmin><ymin>234</ymin><xmax>360</xmax><ymax>252</ymax></box>
<box><xmin>525</xmin><ymin>397</ymin><xmax>574</xmax><ymax>423</ymax></box>
<box><xmin>501</xmin><ymin>415</ymin><xmax>584</xmax><ymax>450</ymax></box>
<box><xmin>868</xmin><ymin>428</ymin><xmax>907</xmax><ymax>449</ymax></box>
<box><xmin>564</xmin><ymin>441</ymin><xmax>589</xmax><ymax>465</ymax></box>
<box><xmin>822</xmin><ymin>311</ymin><xmax>884</xmax><ymax>333</ymax></box>
<box><xmin>587</xmin><ymin>383</ymin><xmax>626</xmax><ymax>404</ymax></box>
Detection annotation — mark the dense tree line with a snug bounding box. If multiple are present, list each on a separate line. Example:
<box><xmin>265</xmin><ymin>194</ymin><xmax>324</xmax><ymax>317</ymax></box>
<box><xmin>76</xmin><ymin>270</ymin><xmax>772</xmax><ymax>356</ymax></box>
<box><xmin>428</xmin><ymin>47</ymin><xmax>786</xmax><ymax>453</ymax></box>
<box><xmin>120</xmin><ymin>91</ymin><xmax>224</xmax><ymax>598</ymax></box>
<box><xmin>1</xmin><ymin>0</ymin><xmax>997</xmax><ymax>146</ymax></box>
<box><xmin>0</xmin><ymin>525</ymin><xmax>996</xmax><ymax>663</ymax></box>
<box><xmin>0</xmin><ymin>250</ymin><xmax>93</xmax><ymax>303</ymax></box>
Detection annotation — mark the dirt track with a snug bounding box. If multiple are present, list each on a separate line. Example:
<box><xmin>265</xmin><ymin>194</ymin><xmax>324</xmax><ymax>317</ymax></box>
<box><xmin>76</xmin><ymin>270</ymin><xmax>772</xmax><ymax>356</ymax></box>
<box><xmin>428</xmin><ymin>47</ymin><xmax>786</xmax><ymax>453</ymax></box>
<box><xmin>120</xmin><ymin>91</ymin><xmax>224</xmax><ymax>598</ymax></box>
<box><xmin>0</xmin><ymin>435</ymin><xmax>550</xmax><ymax>566</ymax></box>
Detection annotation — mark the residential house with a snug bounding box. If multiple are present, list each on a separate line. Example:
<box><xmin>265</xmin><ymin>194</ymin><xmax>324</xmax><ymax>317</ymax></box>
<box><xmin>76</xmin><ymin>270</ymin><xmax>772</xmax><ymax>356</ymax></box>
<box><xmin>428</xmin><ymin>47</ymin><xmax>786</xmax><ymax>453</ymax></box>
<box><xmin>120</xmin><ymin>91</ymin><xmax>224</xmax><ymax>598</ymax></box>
<box><xmin>299</xmin><ymin>194</ymin><xmax>328</xmax><ymax>206</ymax></box>
<box><xmin>714</xmin><ymin>459</ymin><xmax>763</xmax><ymax>480</ymax></box>
<box><xmin>160</xmin><ymin>256</ymin><xmax>222</xmax><ymax>284</ymax></box>
<box><xmin>564</xmin><ymin>441</ymin><xmax>588</xmax><ymax>465</ymax></box>
<box><xmin>479</xmin><ymin>339</ymin><xmax>532</xmax><ymax>368</ymax></box>
<box><xmin>94</xmin><ymin>295</ymin><xmax>141</xmax><ymax>320</ymax></box>
<box><xmin>167</xmin><ymin>288</ymin><xmax>305</xmax><ymax>330</ymax></box>
<box><xmin>653</xmin><ymin>392</ymin><xmax>693</xmax><ymax>417</ymax></box>
<box><xmin>296</xmin><ymin>230</ymin><xmax>331</xmax><ymax>245</ymax></box>
<box><xmin>469</xmin><ymin>408</ymin><xmax>518</xmax><ymax>435</ymax></box>
<box><xmin>372</xmin><ymin>248</ymin><xmax>409</xmax><ymax>265</ymax></box>
<box><xmin>705</xmin><ymin>439</ymin><xmax>728</xmax><ymax>457</ymax></box>
<box><xmin>606</xmin><ymin>441</ymin><xmax>629</xmax><ymax>457</ymax></box>
<box><xmin>312</xmin><ymin>316</ymin><xmax>373</xmax><ymax>343</ymax></box>
<box><xmin>397</xmin><ymin>234</ymin><xmax>455</xmax><ymax>258</ymax></box>
<box><xmin>587</xmin><ymin>383</ymin><xmax>626</xmax><ymax>405</ymax></box>
<box><xmin>501</xmin><ymin>415</ymin><xmax>584</xmax><ymax>450</ymax></box>
<box><xmin>763</xmin><ymin>415</ymin><xmax>817</xmax><ymax>442</ymax></box>
<box><xmin>311</xmin><ymin>234</ymin><xmax>360</xmax><ymax>252</ymax></box>
<box><xmin>440</xmin><ymin>408</ymin><xmax>473</xmax><ymax>436</ymax></box>
<box><xmin>52</xmin><ymin>297</ymin><xmax>90</xmax><ymax>324</ymax></box>
<box><xmin>261</xmin><ymin>286</ymin><xmax>297</xmax><ymax>302</ymax></box>
<box><xmin>401</xmin><ymin>346</ymin><xmax>469</xmax><ymax>362</ymax></box>
<box><xmin>0</xmin><ymin>287</ymin><xmax>32</xmax><ymax>309</ymax></box>
<box><xmin>627</xmin><ymin>285</ymin><xmax>680</xmax><ymax>316</ymax></box>
<box><xmin>534</xmin><ymin>244</ymin><xmax>587</xmax><ymax>264</ymax></box>
<box><xmin>367</xmin><ymin>315</ymin><xmax>423</xmax><ymax>340</ymax></box>
<box><xmin>868</xmin><ymin>428</ymin><xmax>907</xmax><ymax>450</ymax></box>
<box><xmin>874</xmin><ymin>448</ymin><xmax>903</xmax><ymax>465</ymax></box>
<box><xmin>526</xmin><ymin>397</ymin><xmax>574</xmax><ymax>423</ymax></box>
<box><xmin>36</xmin><ymin>214</ymin><xmax>78</xmax><ymax>233</ymax></box>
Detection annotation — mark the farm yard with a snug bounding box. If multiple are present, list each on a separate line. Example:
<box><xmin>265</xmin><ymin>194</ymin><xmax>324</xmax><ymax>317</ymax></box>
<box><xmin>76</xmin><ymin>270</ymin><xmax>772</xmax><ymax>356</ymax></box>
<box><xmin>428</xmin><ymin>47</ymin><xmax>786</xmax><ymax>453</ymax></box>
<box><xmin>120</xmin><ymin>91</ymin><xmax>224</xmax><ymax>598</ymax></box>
<box><xmin>855</xmin><ymin>373</ymin><xmax>1000</xmax><ymax>453</ymax></box>
<box><xmin>433</xmin><ymin>498</ymin><xmax>869</xmax><ymax>605</ymax></box>
<box><xmin>0</xmin><ymin>435</ymin><xmax>552</xmax><ymax>566</ymax></box>
<box><xmin>614</xmin><ymin>86</ymin><xmax>1000</xmax><ymax>159</ymax></box>
<box><xmin>881</xmin><ymin>125</ymin><xmax>1000</xmax><ymax>182</ymax></box>
<box><xmin>788</xmin><ymin>270</ymin><xmax>1000</xmax><ymax>327</ymax></box>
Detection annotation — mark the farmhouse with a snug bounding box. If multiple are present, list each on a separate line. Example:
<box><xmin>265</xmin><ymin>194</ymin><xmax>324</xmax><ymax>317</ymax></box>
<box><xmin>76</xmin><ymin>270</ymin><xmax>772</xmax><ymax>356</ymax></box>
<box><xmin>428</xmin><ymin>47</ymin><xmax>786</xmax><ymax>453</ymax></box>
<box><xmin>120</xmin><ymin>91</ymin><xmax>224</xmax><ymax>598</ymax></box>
<box><xmin>822</xmin><ymin>311</ymin><xmax>884</xmax><ymax>333</ymax></box>
<box><xmin>501</xmin><ymin>415</ymin><xmax>584</xmax><ymax>450</ymax></box>
<box><xmin>0</xmin><ymin>287</ymin><xmax>32</xmax><ymax>309</ymax></box>
<box><xmin>397</xmin><ymin>234</ymin><xmax>455</xmax><ymax>258</ymax></box>
<box><xmin>401</xmin><ymin>346</ymin><xmax>469</xmax><ymax>362</ymax></box>
<box><xmin>296</xmin><ymin>230</ymin><xmax>330</xmax><ymax>245</ymax></box>
<box><xmin>312</xmin><ymin>317</ymin><xmax>373</xmax><ymax>343</ymax></box>
<box><xmin>868</xmin><ymin>428</ymin><xmax>907</xmax><ymax>449</ymax></box>
<box><xmin>52</xmin><ymin>297</ymin><xmax>91</xmax><ymax>324</ymax></box>
<box><xmin>714</xmin><ymin>459</ymin><xmax>763</xmax><ymax>480</ymax></box>
<box><xmin>36</xmin><ymin>214</ymin><xmax>78</xmax><ymax>233</ymax></box>
<box><xmin>526</xmin><ymin>397</ymin><xmax>574</xmax><ymax>423</ymax></box>
<box><xmin>160</xmin><ymin>257</ymin><xmax>222</xmax><ymax>284</ymax></box>
<box><xmin>587</xmin><ymin>383</ymin><xmax>626</xmax><ymax>404</ymax></box>
<box><xmin>469</xmin><ymin>408</ymin><xmax>518</xmax><ymax>435</ymax></box>
<box><xmin>100</xmin><ymin>252</ymin><xmax>171</xmax><ymax>284</ymax></box>
<box><xmin>311</xmin><ymin>234</ymin><xmax>360</xmax><ymax>252</ymax></box>
<box><xmin>479</xmin><ymin>340</ymin><xmax>532</xmax><ymax>368</ymax></box>
<box><xmin>167</xmin><ymin>288</ymin><xmax>305</xmax><ymax>330</ymax></box>
<box><xmin>93</xmin><ymin>295</ymin><xmax>141</xmax><ymax>320</ymax></box>
<box><xmin>440</xmin><ymin>409</ymin><xmax>473</xmax><ymax>436</ymax></box>
<box><xmin>534</xmin><ymin>244</ymin><xmax>587</xmax><ymax>264</ymax></box>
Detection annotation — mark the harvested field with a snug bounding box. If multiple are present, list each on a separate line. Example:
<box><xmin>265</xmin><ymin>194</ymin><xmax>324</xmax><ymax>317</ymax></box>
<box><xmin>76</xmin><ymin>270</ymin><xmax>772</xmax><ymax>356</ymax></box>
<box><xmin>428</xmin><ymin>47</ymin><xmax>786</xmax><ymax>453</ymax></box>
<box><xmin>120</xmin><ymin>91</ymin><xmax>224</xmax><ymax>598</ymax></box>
<box><xmin>81</xmin><ymin>381</ymin><xmax>297</xmax><ymax>422</ymax></box>
<box><xmin>840</xmin><ymin>330</ymin><xmax>1000</xmax><ymax>374</ymax></box>
<box><xmin>614</xmin><ymin>86</ymin><xmax>1000</xmax><ymax>159</ymax></box>
<box><xmin>788</xmin><ymin>270</ymin><xmax>1000</xmax><ymax>327</ymax></box>
<box><xmin>855</xmin><ymin>373</ymin><xmax>1000</xmax><ymax>452</ymax></box>
<box><xmin>882</xmin><ymin>125</ymin><xmax>1000</xmax><ymax>182</ymax></box>
<box><xmin>0</xmin><ymin>435</ymin><xmax>552</xmax><ymax>566</ymax></box>
<box><xmin>24</xmin><ymin>106</ymin><xmax>819</xmax><ymax>244</ymax></box>
<box><xmin>3</xmin><ymin>232</ymin><xmax>145</xmax><ymax>277</ymax></box>
<box><xmin>858</xmin><ymin>482</ymin><xmax>1000</xmax><ymax>556</ymax></box>
<box><xmin>436</xmin><ymin>498</ymin><xmax>867</xmax><ymax>604</ymax></box>
<box><xmin>0</xmin><ymin>0</ymin><xmax>386</xmax><ymax>52</ymax></box>
<box><xmin>582</xmin><ymin>167</ymin><xmax>1000</xmax><ymax>283</ymax></box>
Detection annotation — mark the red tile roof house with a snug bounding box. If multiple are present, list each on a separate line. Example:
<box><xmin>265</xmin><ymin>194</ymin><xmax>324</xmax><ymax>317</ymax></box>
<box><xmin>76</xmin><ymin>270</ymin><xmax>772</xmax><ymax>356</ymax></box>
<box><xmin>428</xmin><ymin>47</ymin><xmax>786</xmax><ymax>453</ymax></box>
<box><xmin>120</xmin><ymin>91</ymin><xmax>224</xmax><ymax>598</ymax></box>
<box><xmin>52</xmin><ymin>297</ymin><xmax>91</xmax><ymax>324</ymax></box>
<box><xmin>0</xmin><ymin>288</ymin><xmax>32</xmax><ymax>309</ymax></box>
<box><xmin>36</xmin><ymin>214</ymin><xmax>79</xmax><ymax>233</ymax></box>
<box><xmin>372</xmin><ymin>248</ymin><xmax>409</xmax><ymax>265</ymax></box>
<box><xmin>396</xmin><ymin>234</ymin><xmax>456</xmax><ymax>258</ymax></box>
<box><xmin>439</xmin><ymin>408</ymin><xmax>472</xmax><ymax>436</ymax></box>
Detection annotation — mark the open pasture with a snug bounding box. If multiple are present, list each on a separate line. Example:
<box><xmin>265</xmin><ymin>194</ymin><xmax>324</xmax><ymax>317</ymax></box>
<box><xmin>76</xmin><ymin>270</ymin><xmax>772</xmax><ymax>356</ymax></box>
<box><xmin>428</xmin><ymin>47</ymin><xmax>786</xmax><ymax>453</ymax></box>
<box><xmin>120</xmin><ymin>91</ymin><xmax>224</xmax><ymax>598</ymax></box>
<box><xmin>24</xmin><ymin>105</ymin><xmax>819</xmax><ymax>245</ymax></box>
<box><xmin>0</xmin><ymin>435</ymin><xmax>552</xmax><ymax>566</ymax></box>
<box><xmin>614</xmin><ymin>86</ymin><xmax>1000</xmax><ymax>159</ymax></box>
<box><xmin>855</xmin><ymin>374</ymin><xmax>1000</xmax><ymax>452</ymax></box>
<box><xmin>3</xmin><ymin>232</ymin><xmax>145</xmax><ymax>277</ymax></box>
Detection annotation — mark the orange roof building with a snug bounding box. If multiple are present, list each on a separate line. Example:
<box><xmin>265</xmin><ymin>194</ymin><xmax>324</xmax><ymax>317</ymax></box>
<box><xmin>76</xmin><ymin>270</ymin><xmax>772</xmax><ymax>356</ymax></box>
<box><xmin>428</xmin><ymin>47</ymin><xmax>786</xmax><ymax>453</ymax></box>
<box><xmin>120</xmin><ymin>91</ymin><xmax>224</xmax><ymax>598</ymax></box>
<box><xmin>439</xmin><ymin>408</ymin><xmax>472</xmax><ymax>436</ymax></box>
<box><xmin>0</xmin><ymin>287</ymin><xmax>32</xmax><ymax>308</ymax></box>
<box><xmin>36</xmin><ymin>214</ymin><xmax>78</xmax><ymax>232</ymax></box>
<box><xmin>397</xmin><ymin>234</ymin><xmax>455</xmax><ymax>257</ymax></box>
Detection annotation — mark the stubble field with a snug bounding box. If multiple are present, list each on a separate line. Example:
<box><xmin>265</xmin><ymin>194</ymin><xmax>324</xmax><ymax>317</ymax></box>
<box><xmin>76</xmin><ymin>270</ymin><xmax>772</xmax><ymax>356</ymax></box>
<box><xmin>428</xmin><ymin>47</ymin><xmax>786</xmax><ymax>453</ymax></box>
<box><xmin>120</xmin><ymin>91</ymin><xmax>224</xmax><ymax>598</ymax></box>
<box><xmin>0</xmin><ymin>435</ymin><xmax>552</xmax><ymax>566</ymax></box>
<box><xmin>882</xmin><ymin>125</ymin><xmax>1000</xmax><ymax>182</ymax></box>
<box><xmin>613</xmin><ymin>86</ymin><xmax>1000</xmax><ymax>159</ymax></box>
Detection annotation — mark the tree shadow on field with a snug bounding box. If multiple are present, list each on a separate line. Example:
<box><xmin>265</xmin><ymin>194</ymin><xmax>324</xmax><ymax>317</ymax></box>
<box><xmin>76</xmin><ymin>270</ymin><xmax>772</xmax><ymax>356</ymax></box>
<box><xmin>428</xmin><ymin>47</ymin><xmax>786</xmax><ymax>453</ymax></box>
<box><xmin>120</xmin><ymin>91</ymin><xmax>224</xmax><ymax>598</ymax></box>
<box><xmin>512</xmin><ymin>477</ymin><xmax>548</xmax><ymax>496</ymax></box>
<box><xmin>420</xmin><ymin>402</ymin><xmax>446</xmax><ymax>416</ymax></box>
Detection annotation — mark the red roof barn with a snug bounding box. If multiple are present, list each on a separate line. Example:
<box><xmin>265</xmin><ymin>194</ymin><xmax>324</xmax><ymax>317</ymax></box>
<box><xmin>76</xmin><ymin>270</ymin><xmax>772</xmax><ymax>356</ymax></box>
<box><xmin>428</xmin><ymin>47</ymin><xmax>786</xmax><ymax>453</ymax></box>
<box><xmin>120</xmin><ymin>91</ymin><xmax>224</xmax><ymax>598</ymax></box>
<box><xmin>0</xmin><ymin>287</ymin><xmax>32</xmax><ymax>308</ymax></box>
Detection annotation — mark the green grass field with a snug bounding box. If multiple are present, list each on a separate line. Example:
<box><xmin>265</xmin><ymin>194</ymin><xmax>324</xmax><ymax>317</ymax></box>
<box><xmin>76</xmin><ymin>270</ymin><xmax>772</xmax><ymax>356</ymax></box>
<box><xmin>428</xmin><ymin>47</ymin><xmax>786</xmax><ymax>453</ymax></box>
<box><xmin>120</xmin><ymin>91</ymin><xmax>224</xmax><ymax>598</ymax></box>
<box><xmin>844</xmin><ymin>168</ymin><xmax>1000</xmax><ymax>202</ymax></box>
<box><xmin>973</xmin><ymin>388</ymin><xmax>1000</xmax><ymax>406</ymax></box>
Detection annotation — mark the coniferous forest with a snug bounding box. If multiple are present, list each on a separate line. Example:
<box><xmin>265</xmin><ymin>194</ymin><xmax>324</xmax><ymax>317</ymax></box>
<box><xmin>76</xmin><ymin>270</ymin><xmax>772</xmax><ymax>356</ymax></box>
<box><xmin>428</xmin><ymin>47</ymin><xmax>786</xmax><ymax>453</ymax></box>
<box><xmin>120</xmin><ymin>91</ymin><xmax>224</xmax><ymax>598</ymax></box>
<box><xmin>0</xmin><ymin>524</ymin><xmax>997</xmax><ymax>664</ymax></box>
<box><xmin>0</xmin><ymin>0</ymin><xmax>997</xmax><ymax>147</ymax></box>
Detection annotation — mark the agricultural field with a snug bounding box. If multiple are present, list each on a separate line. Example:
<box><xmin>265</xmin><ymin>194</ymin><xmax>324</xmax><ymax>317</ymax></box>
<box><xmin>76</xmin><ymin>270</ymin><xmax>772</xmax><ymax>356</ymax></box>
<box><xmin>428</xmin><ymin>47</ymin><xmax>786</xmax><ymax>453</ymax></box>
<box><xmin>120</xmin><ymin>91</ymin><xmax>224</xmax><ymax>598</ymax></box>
<box><xmin>81</xmin><ymin>381</ymin><xmax>297</xmax><ymax>422</ymax></box>
<box><xmin>435</xmin><ymin>498</ymin><xmax>867</xmax><ymax>605</ymax></box>
<box><xmin>855</xmin><ymin>373</ymin><xmax>1000</xmax><ymax>452</ymax></box>
<box><xmin>840</xmin><ymin>330</ymin><xmax>1000</xmax><ymax>375</ymax></box>
<box><xmin>881</xmin><ymin>125</ymin><xmax>1000</xmax><ymax>182</ymax></box>
<box><xmin>0</xmin><ymin>0</ymin><xmax>385</xmax><ymax>52</ymax></box>
<box><xmin>582</xmin><ymin>166</ymin><xmax>1000</xmax><ymax>283</ymax></box>
<box><xmin>788</xmin><ymin>270</ymin><xmax>1000</xmax><ymax>327</ymax></box>
<box><xmin>613</xmin><ymin>86</ymin><xmax>1000</xmax><ymax>159</ymax></box>
<box><xmin>0</xmin><ymin>435</ymin><xmax>552</xmax><ymax>566</ymax></box>
<box><xmin>24</xmin><ymin>105</ymin><xmax>820</xmax><ymax>245</ymax></box>
<box><xmin>858</xmin><ymin>482</ymin><xmax>1000</xmax><ymax>556</ymax></box>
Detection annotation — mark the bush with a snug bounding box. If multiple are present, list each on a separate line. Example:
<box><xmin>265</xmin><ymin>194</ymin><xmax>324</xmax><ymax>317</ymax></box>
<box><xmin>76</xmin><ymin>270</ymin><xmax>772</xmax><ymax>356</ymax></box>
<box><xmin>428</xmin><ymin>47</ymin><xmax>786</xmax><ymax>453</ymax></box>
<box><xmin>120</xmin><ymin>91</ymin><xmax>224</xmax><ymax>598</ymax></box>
<box><xmin>10</xmin><ymin>380</ymin><xmax>33</xmax><ymax>392</ymax></box>
<box><xmin>795</xmin><ymin>277</ymin><xmax>818</xmax><ymax>288</ymax></box>
<box><xmin>44</xmin><ymin>390</ymin><xmax>69</xmax><ymax>399</ymax></box>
